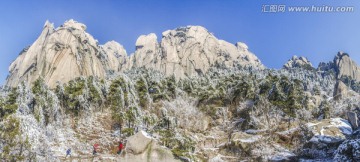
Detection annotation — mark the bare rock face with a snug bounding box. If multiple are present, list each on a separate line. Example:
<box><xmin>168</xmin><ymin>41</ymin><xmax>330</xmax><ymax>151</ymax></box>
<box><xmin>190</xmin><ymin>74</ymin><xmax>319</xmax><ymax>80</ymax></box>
<box><xmin>283</xmin><ymin>55</ymin><xmax>313</xmax><ymax>70</ymax></box>
<box><xmin>132</xmin><ymin>33</ymin><xmax>160</xmax><ymax>69</ymax></box>
<box><xmin>6</xmin><ymin>20</ymin><xmax>125</xmax><ymax>88</ymax></box>
<box><xmin>100</xmin><ymin>40</ymin><xmax>127</xmax><ymax>73</ymax></box>
<box><xmin>334</xmin><ymin>80</ymin><xmax>348</xmax><ymax>100</ymax></box>
<box><xmin>333</xmin><ymin>52</ymin><xmax>360</xmax><ymax>82</ymax></box>
<box><xmin>125</xmin><ymin>131</ymin><xmax>179</xmax><ymax>162</ymax></box>
<box><xmin>125</xmin><ymin>26</ymin><xmax>264</xmax><ymax>78</ymax></box>
<box><xmin>347</xmin><ymin>112</ymin><xmax>358</xmax><ymax>129</ymax></box>
<box><xmin>307</xmin><ymin>118</ymin><xmax>352</xmax><ymax>144</ymax></box>
<box><xmin>6</xmin><ymin>20</ymin><xmax>265</xmax><ymax>88</ymax></box>
<box><xmin>334</xmin><ymin>139</ymin><xmax>360</xmax><ymax>161</ymax></box>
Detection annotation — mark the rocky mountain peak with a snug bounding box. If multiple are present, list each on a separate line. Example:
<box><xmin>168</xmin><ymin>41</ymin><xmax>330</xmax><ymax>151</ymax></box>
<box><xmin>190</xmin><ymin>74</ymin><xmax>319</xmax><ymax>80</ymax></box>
<box><xmin>333</xmin><ymin>51</ymin><xmax>360</xmax><ymax>81</ymax></box>
<box><xmin>102</xmin><ymin>40</ymin><xmax>127</xmax><ymax>58</ymax></box>
<box><xmin>4</xmin><ymin>20</ymin><xmax>360</xmax><ymax>162</ymax></box>
<box><xmin>283</xmin><ymin>55</ymin><xmax>313</xmax><ymax>70</ymax></box>
<box><xmin>235</xmin><ymin>42</ymin><xmax>249</xmax><ymax>51</ymax></box>
<box><xmin>135</xmin><ymin>33</ymin><xmax>157</xmax><ymax>50</ymax></box>
<box><xmin>100</xmin><ymin>40</ymin><xmax>127</xmax><ymax>72</ymax></box>
<box><xmin>161</xmin><ymin>25</ymin><xmax>209</xmax><ymax>39</ymax></box>
<box><xmin>62</xmin><ymin>19</ymin><xmax>87</xmax><ymax>31</ymax></box>
<box><xmin>6</xmin><ymin>20</ymin><xmax>265</xmax><ymax>88</ymax></box>
<box><xmin>43</xmin><ymin>20</ymin><xmax>54</xmax><ymax>29</ymax></box>
<box><xmin>126</xmin><ymin>25</ymin><xmax>264</xmax><ymax>78</ymax></box>
<box><xmin>6</xmin><ymin>20</ymin><xmax>125</xmax><ymax>88</ymax></box>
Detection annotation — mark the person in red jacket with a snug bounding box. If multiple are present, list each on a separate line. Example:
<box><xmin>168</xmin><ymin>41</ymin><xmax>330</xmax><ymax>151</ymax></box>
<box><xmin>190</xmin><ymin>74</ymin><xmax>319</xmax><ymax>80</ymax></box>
<box><xmin>117</xmin><ymin>141</ymin><xmax>124</xmax><ymax>155</ymax></box>
<box><xmin>93</xmin><ymin>143</ymin><xmax>99</xmax><ymax>155</ymax></box>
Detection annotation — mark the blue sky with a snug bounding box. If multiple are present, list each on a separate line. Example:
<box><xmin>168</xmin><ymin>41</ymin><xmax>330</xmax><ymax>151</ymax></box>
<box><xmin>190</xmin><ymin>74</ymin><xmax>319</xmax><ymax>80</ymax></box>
<box><xmin>0</xmin><ymin>0</ymin><xmax>359</xmax><ymax>85</ymax></box>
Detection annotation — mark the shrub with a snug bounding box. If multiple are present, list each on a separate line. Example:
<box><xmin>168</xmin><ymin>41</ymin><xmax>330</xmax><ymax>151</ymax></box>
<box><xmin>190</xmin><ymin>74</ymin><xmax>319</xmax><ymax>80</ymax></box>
<box><xmin>0</xmin><ymin>116</ymin><xmax>32</xmax><ymax>161</ymax></box>
<box><xmin>135</xmin><ymin>78</ymin><xmax>149</xmax><ymax>108</ymax></box>
<box><xmin>0</xmin><ymin>88</ymin><xmax>18</xmax><ymax>121</ymax></box>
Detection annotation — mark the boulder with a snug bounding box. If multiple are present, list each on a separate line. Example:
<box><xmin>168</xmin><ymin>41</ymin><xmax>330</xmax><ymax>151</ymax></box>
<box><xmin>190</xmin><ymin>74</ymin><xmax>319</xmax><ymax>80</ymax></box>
<box><xmin>307</xmin><ymin>118</ymin><xmax>352</xmax><ymax>144</ymax></box>
<box><xmin>300</xmin><ymin>118</ymin><xmax>352</xmax><ymax>159</ymax></box>
<box><xmin>269</xmin><ymin>151</ymin><xmax>297</xmax><ymax>162</ymax></box>
<box><xmin>334</xmin><ymin>139</ymin><xmax>360</xmax><ymax>161</ymax></box>
<box><xmin>126</xmin><ymin>131</ymin><xmax>153</xmax><ymax>154</ymax></box>
<box><xmin>347</xmin><ymin>111</ymin><xmax>359</xmax><ymax>129</ymax></box>
<box><xmin>230</xmin><ymin>132</ymin><xmax>262</xmax><ymax>152</ymax></box>
<box><xmin>125</xmin><ymin>131</ymin><xmax>179</xmax><ymax>162</ymax></box>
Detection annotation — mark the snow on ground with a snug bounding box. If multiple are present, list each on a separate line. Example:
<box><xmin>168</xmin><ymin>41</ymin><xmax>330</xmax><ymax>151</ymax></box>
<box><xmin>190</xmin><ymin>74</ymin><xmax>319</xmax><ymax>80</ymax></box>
<box><xmin>307</xmin><ymin>118</ymin><xmax>352</xmax><ymax>145</ymax></box>
<box><xmin>307</xmin><ymin>118</ymin><xmax>352</xmax><ymax>137</ymax></box>
<box><xmin>140</xmin><ymin>130</ymin><xmax>152</xmax><ymax>139</ymax></box>
<box><xmin>330</xmin><ymin>118</ymin><xmax>352</xmax><ymax>136</ymax></box>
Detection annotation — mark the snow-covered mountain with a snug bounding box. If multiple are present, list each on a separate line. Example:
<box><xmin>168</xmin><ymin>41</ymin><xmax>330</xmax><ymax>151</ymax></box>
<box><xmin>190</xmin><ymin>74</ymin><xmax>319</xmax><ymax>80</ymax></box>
<box><xmin>1</xmin><ymin>20</ymin><xmax>360</xmax><ymax>161</ymax></box>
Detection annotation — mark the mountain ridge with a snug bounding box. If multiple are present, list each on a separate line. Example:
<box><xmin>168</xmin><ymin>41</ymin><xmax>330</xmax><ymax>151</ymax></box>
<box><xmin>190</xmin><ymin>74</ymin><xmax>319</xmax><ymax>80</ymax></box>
<box><xmin>6</xmin><ymin>20</ymin><xmax>360</xmax><ymax>88</ymax></box>
<box><xmin>5</xmin><ymin>20</ymin><xmax>264</xmax><ymax>88</ymax></box>
<box><xmin>2</xmin><ymin>19</ymin><xmax>360</xmax><ymax>161</ymax></box>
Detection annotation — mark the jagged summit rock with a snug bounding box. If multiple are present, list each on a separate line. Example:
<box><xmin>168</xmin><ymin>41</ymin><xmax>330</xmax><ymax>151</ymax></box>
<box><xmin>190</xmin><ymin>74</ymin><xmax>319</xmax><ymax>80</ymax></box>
<box><xmin>317</xmin><ymin>52</ymin><xmax>360</xmax><ymax>82</ymax></box>
<box><xmin>62</xmin><ymin>19</ymin><xmax>87</xmax><ymax>31</ymax></box>
<box><xmin>125</xmin><ymin>25</ymin><xmax>264</xmax><ymax>78</ymax></box>
<box><xmin>6</xmin><ymin>20</ymin><xmax>125</xmax><ymax>88</ymax></box>
<box><xmin>333</xmin><ymin>51</ymin><xmax>360</xmax><ymax>81</ymax></box>
<box><xmin>100</xmin><ymin>40</ymin><xmax>127</xmax><ymax>72</ymax></box>
<box><xmin>131</xmin><ymin>33</ymin><xmax>160</xmax><ymax>68</ymax></box>
<box><xmin>6</xmin><ymin>20</ymin><xmax>265</xmax><ymax>88</ymax></box>
<box><xmin>283</xmin><ymin>55</ymin><xmax>313</xmax><ymax>70</ymax></box>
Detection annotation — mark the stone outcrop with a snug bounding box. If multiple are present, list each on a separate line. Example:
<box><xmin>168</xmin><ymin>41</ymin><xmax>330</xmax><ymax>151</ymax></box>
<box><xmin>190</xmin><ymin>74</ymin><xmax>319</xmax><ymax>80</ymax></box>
<box><xmin>283</xmin><ymin>55</ymin><xmax>313</xmax><ymax>70</ymax></box>
<box><xmin>131</xmin><ymin>33</ymin><xmax>160</xmax><ymax>69</ymax></box>
<box><xmin>6</xmin><ymin>20</ymin><xmax>265</xmax><ymax>88</ymax></box>
<box><xmin>334</xmin><ymin>80</ymin><xmax>348</xmax><ymax>100</ymax></box>
<box><xmin>317</xmin><ymin>52</ymin><xmax>360</xmax><ymax>86</ymax></box>
<box><xmin>307</xmin><ymin>118</ymin><xmax>352</xmax><ymax>143</ymax></box>
<box><xmin>100</xmin><ymin>40</ymin><xmax>127</xmax><ymax>73</ymax></box>
<box><xmin>125</xmin><ymin>26</ymin><xmax>264</xmax><ymax>79</ymax></box>
<box><xmin>334</xmin><ymin>139</ymin><xmax>360</xmax><ymax>161</ymax></box>
<box><xmin>124</xmin><ymin>131</ymin><xmax>179</xmax><ymax>162</ymax></box>
<box><xmin>347</xmin><ymin>112</ymin><xmax>359</xmax><ymax>129</ymax></box>
<box><xmin>6</xmin><ymin>20</ymin><xmax>126</xmax><ymax>88</ymax></box>
<box><xmin>333</xmin><ymin>52</ymin><xmax>360</xmax><ymax>81</ymax></box>
<box><xmin>301</xmin><ymin>118</ymin><xmax>353</xmax><ymax>159</ymax></box>
<box><xmin>230</xmin><ymin>132</ymin><xmax>262</xmax><ymax>152</ymax></box>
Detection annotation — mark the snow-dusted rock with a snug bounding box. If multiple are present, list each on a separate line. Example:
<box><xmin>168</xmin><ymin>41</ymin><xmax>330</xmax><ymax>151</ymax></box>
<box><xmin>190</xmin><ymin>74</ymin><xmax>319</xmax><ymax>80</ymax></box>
<box><xmin>209</xmin><ymin>154</ymin><xmax>226</xmax><ymax>162</ymax></box>
<box><xmin>124</xmin><ymin>26</ymin><xmax>264</xmax><ymax>79</ymax></box>
<box><xmin>334</xmin><ymin>139</ymin><xmax>360</xmax><ymax>161</ymax></box>
<box><xmin>100</xmin><ymin>40</ymin><xmax>127</xmax><ymax>72</ymax></box>
<box><xmin>125</xmin><ymin>131</ymin><xmax>179</xmax><ymax>162</ymax></box>
<box><xmin>6</xmin><ymin>19</ymin><xmax>126</xmax><ymax>88</ymax></box>
<box><xmin>132</xmin><ymin>33</ymin><xmax>160</xmax><ymax>69</ymax></box>
<box><xmin>347</xmin><ymin>112</ymin><xmax>358</xmax><ymax>129</ymax></box>
<box><xmin>126</xmin><ymin>131</ymin><xmax>153</xmax><ymax>154</ymax></box>
<box><xmin>333</xmin><ymin>80</ymin><xmax>348</xmax><ymax>100</ymax></box>
<box><xmin>269</xmin><ymin>151</ymin><xmax>297</xmax><ymax>162</ymax></box>
<box><xmin>283</xmin><ymin>55</ymin><xmax>313</xmax><ymax>70</ymax></box>
<box><xmin>334</xmin><ymin>52</ymin><xmax>360</xmax><ymax>82</ymax></box>
<box><xmin>230</xmin><ymin>132</ymin><xmax>262</xmax><ymax>151</ymax></box>
<box><xmin>6</xmin><ymin>20</ymin><xmax>266</xmax><ymax>88</ymax></box>
<box><xmin>307</xmin><ymin>118</ymin><xmax>352</xmax><ymax>144</ymax></box>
